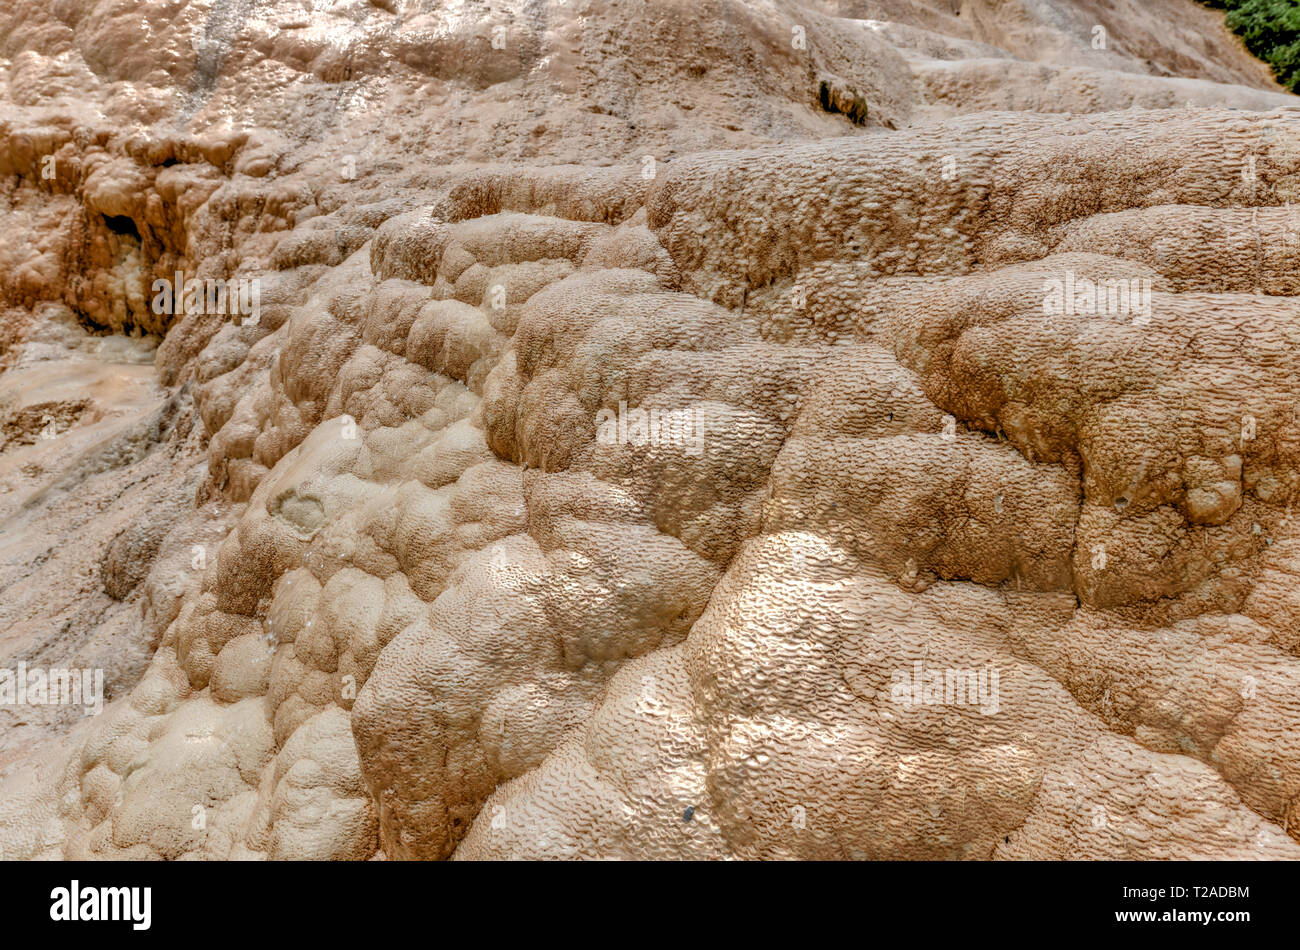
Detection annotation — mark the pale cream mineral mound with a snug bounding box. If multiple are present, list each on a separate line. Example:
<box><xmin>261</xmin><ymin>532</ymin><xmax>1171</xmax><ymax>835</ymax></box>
<box><xmin>1</xmin><ymin>0</ymin><xmax>1299</xmax><ymax>860</ymax></box>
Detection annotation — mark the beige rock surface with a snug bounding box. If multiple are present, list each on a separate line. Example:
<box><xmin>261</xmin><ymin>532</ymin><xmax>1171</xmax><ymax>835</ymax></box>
<box><xmin>1</xmin><ymin>0</ymin><xmax>1299</xmax><ymax>860</ymax></box>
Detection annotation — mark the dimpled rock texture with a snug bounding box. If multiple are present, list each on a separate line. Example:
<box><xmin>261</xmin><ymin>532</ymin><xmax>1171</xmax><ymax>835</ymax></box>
<box><xmin>0</xmin><ymin>0</ymin><xmax>1299</xmax><ymax>861</ymax></box>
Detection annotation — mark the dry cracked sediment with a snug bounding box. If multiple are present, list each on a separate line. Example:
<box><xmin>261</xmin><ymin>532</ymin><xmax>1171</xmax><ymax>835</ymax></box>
<box><xmin>1</xmin><ymin>0</ymin><xmax>1300</xmax><ymax>861</ymax></box>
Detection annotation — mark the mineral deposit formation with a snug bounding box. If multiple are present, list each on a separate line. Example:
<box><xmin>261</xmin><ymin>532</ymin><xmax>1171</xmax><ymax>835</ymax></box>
<box><xmin>1</xmin><ymin>0</ymin><xmax>1299</xmax><ymax>861</ymax></box>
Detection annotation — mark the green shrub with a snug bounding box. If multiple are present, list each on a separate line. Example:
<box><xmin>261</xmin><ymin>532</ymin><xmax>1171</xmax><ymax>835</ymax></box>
<box><xmin>1200</xmin><ymin>0</ymin><xmax>1300</xmax><ymax>93</ymax></box>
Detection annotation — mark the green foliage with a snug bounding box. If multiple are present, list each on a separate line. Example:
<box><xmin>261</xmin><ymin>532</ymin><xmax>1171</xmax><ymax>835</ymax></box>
<box><xmin>1201</xmin><ymin>0</ymin><xmax>1300</xmax><ymax>92</ymax></box>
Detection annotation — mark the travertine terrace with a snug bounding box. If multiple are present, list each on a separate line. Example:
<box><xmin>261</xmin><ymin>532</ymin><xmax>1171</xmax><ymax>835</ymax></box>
<box><xmin>1</xmin><ymin>0</ymin><xmax>1299</xmax><ymax>860</ymax></box>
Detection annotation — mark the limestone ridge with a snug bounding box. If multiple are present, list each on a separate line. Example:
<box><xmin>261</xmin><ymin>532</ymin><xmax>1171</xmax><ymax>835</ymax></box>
<box><xmin>0</xmin><ymin>0</ymin><xmax>1298</xmax><ymax>860</ymax></box>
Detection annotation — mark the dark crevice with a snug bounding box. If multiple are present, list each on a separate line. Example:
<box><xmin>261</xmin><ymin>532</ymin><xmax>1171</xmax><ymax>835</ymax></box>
<box><xmin>818</xmin><ymin>80</ymin><xmax>869</xmax><ymax>127</ymax></box>
<box><xmin>102</xmin><ymin>214</ymin><xmax>141</xmax><ymax>241</ymax></box>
